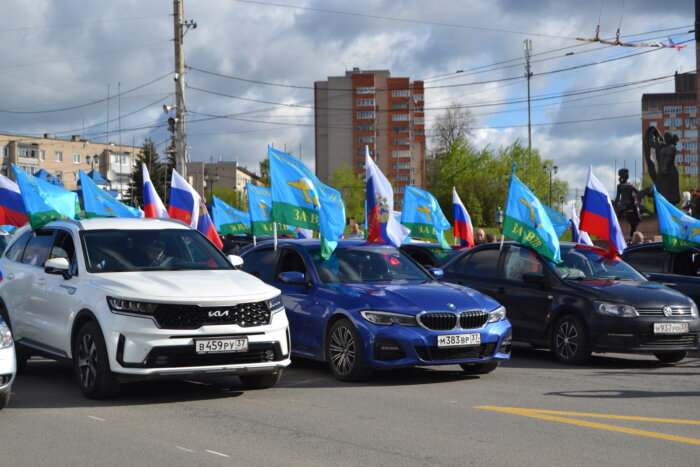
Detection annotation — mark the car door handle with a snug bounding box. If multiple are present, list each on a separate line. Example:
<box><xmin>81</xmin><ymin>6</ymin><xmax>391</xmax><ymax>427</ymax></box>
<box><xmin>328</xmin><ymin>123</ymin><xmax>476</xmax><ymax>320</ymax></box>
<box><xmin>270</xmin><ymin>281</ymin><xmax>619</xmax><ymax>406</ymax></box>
<box><xmin>5</xmin><ymin>272</ymin><xmax>14</xmax><ymax>280</ymax></box>
<box><xmin>496</xmin><ymin>287</ymin><xmax>506</xmax><ymax>294</ymax></box>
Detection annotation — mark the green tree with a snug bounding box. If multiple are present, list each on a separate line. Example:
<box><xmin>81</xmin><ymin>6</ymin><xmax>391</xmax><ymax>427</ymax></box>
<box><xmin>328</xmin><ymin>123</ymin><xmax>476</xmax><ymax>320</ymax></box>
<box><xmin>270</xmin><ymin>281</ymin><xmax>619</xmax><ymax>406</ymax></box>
<box><xmin>257</xmin><ymin>158</ymin><xmax>270</xmax><ymax>186</ymax></box>
<box><xmin>132</xmin><ymin>138</ymin><xmax>165</xmax><ymax>208</ymax></box>
<box><xmin>212</xmin><ymin>186</ymin><xmax>247</xmax><ymax>211</ymax></box>
<box><xmin>329</xmin><ymin>164</ymin><xmax>364</xmax><ymax>224</ymax></box>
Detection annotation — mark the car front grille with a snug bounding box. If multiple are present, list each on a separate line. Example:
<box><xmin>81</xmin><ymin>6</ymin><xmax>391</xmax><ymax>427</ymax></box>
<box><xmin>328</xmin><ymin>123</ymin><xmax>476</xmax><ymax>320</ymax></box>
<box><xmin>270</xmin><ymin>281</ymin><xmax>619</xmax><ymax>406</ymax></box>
<box><xmin>143</xmin><ymin>342</ymin><xmax>282</xmax><ymax>368</ymax></box>
<box><xmin>415</xmin><ymin>343</ymin><xmax>497</xmax><ymax>361</ymax></box>
<box><xmin>638</xmin><ymin>333</ymin><xmax>698</xmax><ymax>348</ymax></box>
<box><xmin>418</xmin><ymin>310</ymin><xmax>488</xmax><ymax>331</ymax></box>
<box><xmin>152</xmin><ymin>302</ymin><xmax>271</xmax><ymax>329</ymax></box>
<box><xmin>637</xmin><ymin>307</ymin><xmax>694</xmax><ymax>317</ymax></box>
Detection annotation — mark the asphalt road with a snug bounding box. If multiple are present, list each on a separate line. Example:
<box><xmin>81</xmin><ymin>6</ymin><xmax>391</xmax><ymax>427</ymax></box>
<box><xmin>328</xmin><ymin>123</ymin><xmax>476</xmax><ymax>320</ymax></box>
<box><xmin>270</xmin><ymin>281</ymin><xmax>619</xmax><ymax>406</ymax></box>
<box><xmin>1</xmin><ymin>345</ymin><xmax>698</xmax><ymax>466</ymax></box>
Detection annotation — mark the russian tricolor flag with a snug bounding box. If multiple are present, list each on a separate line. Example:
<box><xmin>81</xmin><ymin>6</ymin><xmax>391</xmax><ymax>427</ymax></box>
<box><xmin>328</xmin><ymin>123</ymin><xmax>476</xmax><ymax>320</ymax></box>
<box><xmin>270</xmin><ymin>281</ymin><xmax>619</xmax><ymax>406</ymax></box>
<box><xmin>579</xmin><ymin>167</ymin><xmax>626</xmax><ymax>253</ymax></box>
<box><xmin>569</xmin><ymin>202</ymin><xmax>593</xmax><ymax>246</ymax></box>
<box><xmin>0</xmin><ymin>173</ymin><xmax>28</xmax><ymax>228</ymax></box>
<box><xmin>142</xmin><ymin>164</ymin><xmax>168</xmax><ymax>219</ymax></box>
<box><xmin>452</xmin><ymin>187</ymin><xmax>474</xmax><ymax>247</ymax></box>
<box><xmin>365</xmin><ymin>146</ymin><xmax>408</xmax><ymax>247</ymax></box>
<box><xmin>168</xmin><ymin>170</ymin><xmax>223</xmax><ymax>249</ymax></box>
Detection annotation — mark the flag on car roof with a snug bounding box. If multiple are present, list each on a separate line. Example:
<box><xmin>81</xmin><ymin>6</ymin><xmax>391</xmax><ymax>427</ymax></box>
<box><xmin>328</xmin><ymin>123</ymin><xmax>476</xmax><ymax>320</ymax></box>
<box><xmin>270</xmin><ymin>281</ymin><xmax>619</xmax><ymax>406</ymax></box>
<box><xmin>245</xmin><ymin>183</ymin><xmax>295</xmax><ymax>237</ymax></box>
<box><xmin>401</xmin><ymin>186</ymin><xmax>451</xmax><ymax>249</ymax></box>
<box><xmin>142</xmin><ymin>164</ymin><xmax>168</xmax><ymax>219</ymax></box>
<box><xmin>79</xmin><ymin>170</ymin><xmax>142</xmax><ymax>219</ymax></box>
<box><xmin>579</xmin><ymin>166</ymin><xmax>626</xmax><ymax>253</ymax></box>
<box><xmin>269</xmin><ymin>146</ymin><xmax>345</xmax><ymax>259</ymax></box>
<box><xmin>503</xmin><ymin>163</ymin><xmax>562</xmax><ymax>263</ymax></box>
<box><xmin>542</xmin><ymin>203</ymin><xmax>570</xmax><ymax>238</ymax></box>
<box><xmin>212</xmin><ymin>195</ymin><xmax>250</xmax><ymax>235</ymax></box>
<box><xmin>366</xmin><ymin>146</ymin><xmax>409</xmax><ymax>247</ymax></box>
<box><xmin>653</xmin><ymin>185</ymin><xmax>700</xmax><ymax>252</ymax></box>
<box><xmin>0</xmin><ymin>173</ymin><xmax>28</xmax><ymax>228</ymax></box>
<box><xmin>12</xmin><ymin>164</ymin><xmax>80</xmax><ymax>230</ymax></box>
<box><xmin>168</xmin><ymin>169</ymin><xmax>223</xmax><ymax>249</ymax></box>
<box><xmin>452</xmin><ymin>187</ymin><xmax>474</xmax><ymax>247</ymax></box>
<box><xmin>569</xmin><ymin>203</ymin><xmax>593</xmax><ymax>246</ymax></box>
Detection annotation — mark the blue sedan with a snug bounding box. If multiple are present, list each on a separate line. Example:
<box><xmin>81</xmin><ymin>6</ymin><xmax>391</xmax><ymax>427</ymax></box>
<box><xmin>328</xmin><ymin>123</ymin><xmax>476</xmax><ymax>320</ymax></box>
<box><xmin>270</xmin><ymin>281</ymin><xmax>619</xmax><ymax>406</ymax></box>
<box><xmin>241</xmin><ymin>239</ymin><xmax>511</xmax><ymax>381</ymax></box>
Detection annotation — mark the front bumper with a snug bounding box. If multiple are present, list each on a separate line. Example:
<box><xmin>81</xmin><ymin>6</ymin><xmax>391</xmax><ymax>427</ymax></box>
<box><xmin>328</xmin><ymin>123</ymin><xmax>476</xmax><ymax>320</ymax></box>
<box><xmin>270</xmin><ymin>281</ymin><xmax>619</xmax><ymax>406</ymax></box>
<box><xmin>357</xmin><ymin>319</ymin><xmax>512</xmax><ymax>369</ymax></box>
<box><xmin>102</xmin><ymin>310</ymin><xmax>291</xmax><ymax>380</ymax></box>
<box><xmin>587</xmin><ymin>315</ymin><xmax>700</xmax><ymax>353</ymax></box>
<box><xmin>0</xmin><ymin>344</ymin><xmax>16</xmax><ymax>393</ymax></box>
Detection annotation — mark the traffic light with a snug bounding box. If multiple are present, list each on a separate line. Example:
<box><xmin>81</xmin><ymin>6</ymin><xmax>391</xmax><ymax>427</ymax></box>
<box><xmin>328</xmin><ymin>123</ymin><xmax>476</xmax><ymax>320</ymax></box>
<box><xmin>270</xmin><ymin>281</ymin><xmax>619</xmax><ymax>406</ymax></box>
<box><xmin>167</xmin><ymin>117</ymin><xmax>178</xmax><ymax>133</ymax></box>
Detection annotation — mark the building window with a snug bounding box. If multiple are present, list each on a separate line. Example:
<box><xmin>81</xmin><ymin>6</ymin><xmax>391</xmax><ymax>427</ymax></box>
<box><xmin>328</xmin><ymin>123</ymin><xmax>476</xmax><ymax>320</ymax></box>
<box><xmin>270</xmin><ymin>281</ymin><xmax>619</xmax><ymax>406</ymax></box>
<box><xmin>39</xmin><ymin>150</ymin><xmax>45</xmax><ymax>161</ymax></box>
<box><xmin>18</xmin><ymin>147</ymin><xmax>36</xmax><ymax>157</ymax></box>
<box><xmin>685</xmin><ymin>166</ymin><xmax>698</xmax><ymax>175</ymax></box>
<box><xmin>413</xmin><ymin>94</ymin><xmax>424</xmax><ymax>102</ymax></box>
<box><xmin>357</xmin><ymin>111</ymin><xmax>375</xmax><ymax>119</ymax></box>
<box><xmin>356</xmin><ymin>87</ymin><xmax>375</xmax><ymax>94</ymax></box>
<box><xmin>414</xmin><ymin>117</ymin><xmax>425</xmax><ymax>125</ymax></box>
<box><xmin>686</xmin><ymin>154</ymin><xmax>698</xmax><ymax>163</ymax></box>
<box><xmin>358</xmin><ymin>136</ymin><xmax>374</xmax><ymax>143</ymax></box>
<box><xmin>93</xmin><ymin>155</ymin><xmax>99</xmax><ymax>165</ymax></box>
<box><xmin>392</xmin><ymin>162</ymin><xmax>411</xmax><ymax>169</ymax></box>
<box><xmin>392</xmin><ymin>150</ymin><xmax>411</xmax><ymax>158</ymax></box>
<box><xmin>392</xmin><ymin>89</ymin><xmax>410</xmax><ymax>98</ymax></box>
<box><xmin>395</xmin><ymin>174</ymin><xmax>409</xmax><ymax>181</ymax></box>
<box><xmin>55</xmin><ymin>171</ymin><xmax>62</xmax><ymax>181</ymax></box>
<box><xmin>649</xmin><ymin>121</ymin><xmax>657</xmax><ymax>127</ymax></box>
<box><xmin>664</xmin><ymin>105</ymin><xmax>683</xmax><ymax>114</ymax></box>
<box><xmin>393</xmin><ymin>138</ymin><xmax>410</xmax><ymax>146</ymax></box>
<box><xmin>111</xmin><ymin>154</ymin><xmax>130</xmax><ymax>165</ymax></box>
<box><xmin>357</xmin><ymin>123</ymin><xmax>374</xmax><ymax>131</ymax></box>
<box><xmin>645</xmin><ymin>107</ymin><xmax>659</xmax><ymax>115</ymax></box>
<box><xmin>357</xmin><ymin>99</ymin><xmax>375</xmax><ymax>106</ymax></box>
<box><xmin>415</xmin><ymin>129</ymin><xmax>425</xmax><ymax>136</ymax></box>
<box><xmin>685</xmin><ymin>141</ymin><xmax>698</xmax><ymax>151</ymax></box>
<box><xmin>392</xmin><ymin>102</ymin><xmax>409</xmax><ymax>110</ymax></box>
<box><xmin>684</xmin><ymin>106</ymin><xmax>697</xmax><ymax>114</ymax></box>
<box><xmin>685</xmin><ymin>117</ymin><xmax>697</xmax><ymax>127</ymax></box>
<box><xmin>2</xmin><ymin>146</ymin><xmax>7</xmax><ymax>159</ymax></box>
<box><xmin>392</xmin><ymin>114</ymin><xmax>410</xmax><ymax>121</ymax></box>
<box><xmin>685</xmin><ymin>129</ymin><xmax>698</xmax><ymax>138</ymax></box>
<box><xmin>392</xmin><ymin>126</ymin><xmax>409</xmax><ymax>134</ymax></box>
<box><xmin>358</xmin><ymin>147</ymin><xmax>375</xmax><ymax>156</ymax></box>
<box><xmin>664</xmin><ymin>118</ymin><xmax>682</xmax><ymax>127</ymax></box>
<box><xmin>357</xmin><ymin>161</ymin><xmax>365</xmax><ymax>169</ymax></box>
<box><xmin>73</xmin><ymin>153</ymin><xmax>81</xmax><ymax>163</ymax></box>
<box><xmin>55</xmin><ymin>151</ymin><xmax>63</xmax><ymax>162</ymax></box>
<box><xmin>676</xmin><ymin>155</ymin><xmax>684</xmax><ymax>164</ymax></box>
<box><xmin>394</xmin><ymin>185</ymin><xmax>405</xmax><ymax>194</ymax></box>
<box><xmin>414</xmin><ymin>106</ymin><xmax>424</xmax><ymax>113</ymax></box>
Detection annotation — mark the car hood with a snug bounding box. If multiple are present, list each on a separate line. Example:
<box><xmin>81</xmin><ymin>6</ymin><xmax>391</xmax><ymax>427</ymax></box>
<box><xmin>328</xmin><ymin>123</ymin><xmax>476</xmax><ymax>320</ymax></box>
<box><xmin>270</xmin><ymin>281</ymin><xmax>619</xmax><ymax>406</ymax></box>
<box><xmin>565</xmin><ymin>279</ymin><xmax>693</xmax><ymax>307</ymax></box>
<box><xmin>320</xmin><ymin>280</ymin><xmax>500</xmax><ymax>314</ymax></box>
<box><xmin>90</xmin><ymin>269</ymin><xmax>279</xmax><ymax>303</ymax></box>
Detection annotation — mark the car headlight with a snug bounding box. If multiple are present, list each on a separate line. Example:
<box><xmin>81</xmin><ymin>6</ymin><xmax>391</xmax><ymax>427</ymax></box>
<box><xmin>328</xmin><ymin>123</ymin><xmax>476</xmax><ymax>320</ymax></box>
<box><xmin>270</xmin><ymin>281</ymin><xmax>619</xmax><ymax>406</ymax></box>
<box><xmin>361</xmin><ymin>310</ymin><xmax>417</xmax><ymax>326</ymax></box>
<box><xmin>691</xmin><ymin>300</ymin><xmax>698</xmax><ymax>318</ymax></box>
<box><xmin>265</xmin><ymin>295</ymin><xmax>284</xmax><ymax>314</ymax></box>
<box><xmin>487</xmin><ymin>305</ymin><xmax>506</xmax><ymax>323</ymax></box>
<box><xmin>107</xmin><ymin>297</ymin><xmax>158</xmax><ymax>315</ymax></box>
<box><xmin>595</xmin><ymin>301</ymin><xmax>638</xmax><ymax>318</ymax></box>
<box><xmin>0</xmin><ymin>320</ymin><xmax>12</xmax><ymax>349</ymax></box>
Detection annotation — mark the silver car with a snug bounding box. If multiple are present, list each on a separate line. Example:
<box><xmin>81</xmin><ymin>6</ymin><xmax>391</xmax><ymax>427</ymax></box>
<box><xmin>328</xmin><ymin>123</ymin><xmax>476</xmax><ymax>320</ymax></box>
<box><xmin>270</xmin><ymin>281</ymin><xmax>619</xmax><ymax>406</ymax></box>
<box><xmin>0</xmin><ymin>316</ymin><xmax>16</xmax><ymax>409</ymax></box>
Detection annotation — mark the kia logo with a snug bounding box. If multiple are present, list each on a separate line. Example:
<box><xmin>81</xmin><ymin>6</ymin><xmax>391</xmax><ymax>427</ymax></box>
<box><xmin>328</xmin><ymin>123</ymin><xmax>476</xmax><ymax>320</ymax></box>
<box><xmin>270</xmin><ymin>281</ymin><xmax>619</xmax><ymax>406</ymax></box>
<box><xmin>208</xmin><ymin>310</ymin><xmax>229</xmax><ymax>318</ymax></box>
<box><xmin>662</xmin><ymin>306</ymin><xmax>673</xmax><ymax>317</ymax></box>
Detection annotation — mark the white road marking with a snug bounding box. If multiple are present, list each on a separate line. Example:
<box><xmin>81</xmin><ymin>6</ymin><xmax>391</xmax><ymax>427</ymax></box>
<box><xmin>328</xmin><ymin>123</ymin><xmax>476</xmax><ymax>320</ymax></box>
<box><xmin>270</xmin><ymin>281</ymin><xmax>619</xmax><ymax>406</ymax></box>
<box><xmin>175</xmin><ymin>446</ymin><xmax>195</xmax><ymax>453</ymax></box>
<box><xmin>88</xmin><ymin>415</ymin><xmax>105</xmax><ymax>422</ymax></box>
<box><xmin>205</xmin><ymin>450</ymin><xmax>230</xmax><ymax>458</ymax></box>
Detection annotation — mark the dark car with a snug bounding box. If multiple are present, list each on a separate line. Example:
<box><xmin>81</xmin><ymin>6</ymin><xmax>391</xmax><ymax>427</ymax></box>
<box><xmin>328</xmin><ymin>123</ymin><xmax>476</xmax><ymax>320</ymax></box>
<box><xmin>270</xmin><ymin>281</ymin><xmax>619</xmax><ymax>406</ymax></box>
<box><xmin>621</xmin><ymin>242</ymin><xmax>700</xmax><ymax>305</ymax></box>
<box><xmin>241</xmin><ymin>239</ymin><xmax>511</xmax><ymax>381</ymax></box>
<box><xmin>441</xmin><ymin>241</ymin><xmax>699</xmax><ymax>364</ymax></box>
<box><xmin>400</xmin><ymin>243</ymin><xmax>466</xmax><ymax>268</ymax></box>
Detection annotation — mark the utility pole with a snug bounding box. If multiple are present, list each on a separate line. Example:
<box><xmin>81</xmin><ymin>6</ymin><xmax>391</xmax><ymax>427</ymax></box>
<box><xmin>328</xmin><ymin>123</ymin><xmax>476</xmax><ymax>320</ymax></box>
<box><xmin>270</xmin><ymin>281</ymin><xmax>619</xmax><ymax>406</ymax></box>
<box><xmin>172</xmin><ymin>0</ymin><xmax>196</xmax><ymax>179</ymax></box>
<box><xmin>523</xmin><ymin>39</ymin><xmax>533</xmax><ymax>155</ymax></box>
<box><xmin>696</xmin><ymin>0</ymin><xmax>699</xmax><ymax>186</ymax></box>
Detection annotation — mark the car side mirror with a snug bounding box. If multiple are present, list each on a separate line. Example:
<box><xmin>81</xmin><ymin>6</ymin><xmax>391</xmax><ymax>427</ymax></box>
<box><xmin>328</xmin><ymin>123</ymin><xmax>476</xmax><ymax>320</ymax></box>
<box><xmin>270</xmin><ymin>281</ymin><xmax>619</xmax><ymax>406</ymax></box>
<box><xmin>45</xmin><ymin>257</ymin><xmax>71</xmax><ymax>279</ymax></box>
<box><xmin>429</xmin><ymin>268</ymin><xmax>444</xmax><ymax>279</ymax></box>
<box><xmin>228</xmin><ymin>255</ymin><xmax>244</xmax><ymax>268</ymax></box>
<box><xmin>278</xmin><ymin>271</ymin><xmax>307</xmax><ymax>285</ymax></box>
<box><xmin>522</xmin><ymin>272</ymin><xmax>546</xmax><ymax>285</ymax></box>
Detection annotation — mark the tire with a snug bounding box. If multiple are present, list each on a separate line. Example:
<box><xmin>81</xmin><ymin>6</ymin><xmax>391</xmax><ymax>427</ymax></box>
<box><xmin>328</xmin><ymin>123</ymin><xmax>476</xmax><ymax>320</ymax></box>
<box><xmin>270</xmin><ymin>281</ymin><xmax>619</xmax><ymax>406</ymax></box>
<box><xmin>73</xmin><ymin>321</ymin><xmax>120</xmax><ymax>399</ymax></box>
<box><xmin>460</xmin><ymin>361</ymin><xmax>500</xmax><ymax>375</ymax></box>
<box><xmin>654</xmin><ymin>351</ymin><xmax>687</xmax><ymax>363</ymax></box>
<box><xmin>551</xmin><ymin>315</ymin><xmax>590</xmax><ymax>365</ymax></box>
<box><xmin>239</xmin><ymin>370</ymin><xmax>283</xmax><ymax>389</ymax></box>
<box><xmin>326</xmin><ymin>319</ymin><xmax>372</xmax><ymax>382</ymax></box>
<box><xmin>0</xmin><ymin>391</ymin><xmax>10</xmax><ymax>410</ymax></box>
<box><xmin>0</xmin><ymin>307</ymin><xmax>29</xmax><ymax>373</ymax></box>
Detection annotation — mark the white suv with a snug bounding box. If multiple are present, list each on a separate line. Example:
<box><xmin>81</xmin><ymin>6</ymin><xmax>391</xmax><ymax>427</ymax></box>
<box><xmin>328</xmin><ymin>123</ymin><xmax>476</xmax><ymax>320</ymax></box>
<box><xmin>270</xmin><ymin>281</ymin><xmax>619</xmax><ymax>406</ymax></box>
<box><xmin>0</xmin><ymin>218</ymin><xmax>290</xmax><ymax>398</ymax></box>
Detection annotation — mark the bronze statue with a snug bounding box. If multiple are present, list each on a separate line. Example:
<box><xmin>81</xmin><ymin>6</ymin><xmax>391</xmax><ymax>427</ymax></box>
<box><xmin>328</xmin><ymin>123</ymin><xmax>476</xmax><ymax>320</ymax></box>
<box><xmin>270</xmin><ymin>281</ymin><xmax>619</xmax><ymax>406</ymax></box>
<box><xmin>614</xmin><ymin>168</ymin><xmax>642</xmax><ymax>236</ymax></box>
<box><xmin>643</xmin><ymin>126</ymin><xmax>680</xmax><ymax>205</ymax></box>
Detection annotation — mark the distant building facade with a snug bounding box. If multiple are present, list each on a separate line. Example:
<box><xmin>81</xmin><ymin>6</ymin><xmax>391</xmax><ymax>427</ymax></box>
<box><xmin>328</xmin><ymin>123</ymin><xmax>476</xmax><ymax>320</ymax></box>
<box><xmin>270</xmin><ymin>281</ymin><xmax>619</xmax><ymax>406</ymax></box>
<box><xmin>315</xmin><ymin>68</ymin><xmax>426</xmax><ymax>207</ymax></box>
<box><xmin>641</xmin><ymin>72</ymin><xmax>698</xmax><ymax>183</ymax></box>
<box><xmin>0</xmin><ymin>133</ymin><xmax>138</xmax><ymax>197</ymax></box>
<box><xmin>188</xmin><ymin>160</ymin><xmax>259</xmax><ymax>200</ymax></box>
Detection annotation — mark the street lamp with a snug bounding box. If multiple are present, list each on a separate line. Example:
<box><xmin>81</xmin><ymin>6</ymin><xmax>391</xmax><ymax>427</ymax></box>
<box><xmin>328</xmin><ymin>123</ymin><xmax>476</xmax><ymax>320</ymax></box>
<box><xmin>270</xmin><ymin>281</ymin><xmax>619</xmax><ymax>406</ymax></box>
<box><xmin>205</xmin><ymin>173</ymin><xmax>219</xmax><ymax>202</ymax></box>
<box><xmin>543</xmin><ymin>163</ymin><xmax>558</xmax><ymax>206</ymax></box>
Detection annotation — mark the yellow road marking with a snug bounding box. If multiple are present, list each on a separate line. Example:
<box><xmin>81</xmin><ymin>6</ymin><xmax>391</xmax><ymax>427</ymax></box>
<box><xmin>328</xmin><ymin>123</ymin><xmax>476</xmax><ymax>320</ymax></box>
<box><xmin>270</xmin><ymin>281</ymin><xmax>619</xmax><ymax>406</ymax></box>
<box><xmin>476</xmin><ymin>406</ymin><xmax>700</xmax><ymax>446</ymax></box>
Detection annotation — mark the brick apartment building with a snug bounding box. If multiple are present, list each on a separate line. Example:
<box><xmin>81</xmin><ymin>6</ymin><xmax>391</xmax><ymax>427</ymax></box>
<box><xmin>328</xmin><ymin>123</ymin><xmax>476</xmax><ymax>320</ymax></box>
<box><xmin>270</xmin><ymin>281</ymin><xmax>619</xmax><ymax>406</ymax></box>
<box><xmin>187</xmin><ymin>160</ymin><xmax>258</xmax><ymax>201</ymax></box>
<box><xmin>314</xmin><ymin>68</ymin><xmax>426</xmax><ymax>207</ymax></box>
<box><xmin>641</xmin><ymin>72</ymin><xmax>698</xmax><ymax>185</ymax></box>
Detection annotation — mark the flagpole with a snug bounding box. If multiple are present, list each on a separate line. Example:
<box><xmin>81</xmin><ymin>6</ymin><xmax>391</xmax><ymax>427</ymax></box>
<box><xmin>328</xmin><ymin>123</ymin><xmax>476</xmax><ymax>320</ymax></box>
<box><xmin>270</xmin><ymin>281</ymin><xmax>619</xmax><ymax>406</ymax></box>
<box><xmin>273</xmin><ymin>222</ymin><xmax>277</xmax><ymax>251</ymax></box>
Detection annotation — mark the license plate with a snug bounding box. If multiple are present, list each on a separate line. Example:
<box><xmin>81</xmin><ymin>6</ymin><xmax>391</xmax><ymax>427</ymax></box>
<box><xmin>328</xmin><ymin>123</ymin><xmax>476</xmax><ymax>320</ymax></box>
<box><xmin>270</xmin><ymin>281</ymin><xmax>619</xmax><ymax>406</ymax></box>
<box><xmin>195</xmin><ymin>337</ymin><xmax>248</xmax><ymax>354</ymax></box>
<box><xmin>653</xmin><ymin>322</ymin><xmax>689</xmax><ymax>334</ymax></box>
<box><xmin>437</xmin><ymin>333</ymin><xmax>481</xmax><ymax>347</ymax></box>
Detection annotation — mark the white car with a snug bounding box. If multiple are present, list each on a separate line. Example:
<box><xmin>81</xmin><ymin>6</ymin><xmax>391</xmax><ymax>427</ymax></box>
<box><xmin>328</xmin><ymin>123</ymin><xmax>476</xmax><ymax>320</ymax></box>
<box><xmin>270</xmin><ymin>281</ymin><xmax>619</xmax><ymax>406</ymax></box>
<box><xmin>0</xmin><ymin>218</ymin><xmax>290</xmax><ymax>398</ymax></box>
<box><xmin>0</xmin><ymin>316</ymin><xmax>16</xmax><ymax>409</ymax></box>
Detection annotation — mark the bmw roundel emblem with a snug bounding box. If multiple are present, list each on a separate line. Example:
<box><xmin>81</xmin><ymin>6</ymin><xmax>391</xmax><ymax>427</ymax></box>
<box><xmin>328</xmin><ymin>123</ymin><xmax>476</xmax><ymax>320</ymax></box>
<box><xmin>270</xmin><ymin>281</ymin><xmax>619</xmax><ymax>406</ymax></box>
<box><xmin>447</xmin><ymin>303</ymin><xmax>456</xmax><ymax>310</ymax></box>
<box><xmin>662</xmin><ymin>306</ymin><xmax>673</xmax><ymax>317</ymax></box>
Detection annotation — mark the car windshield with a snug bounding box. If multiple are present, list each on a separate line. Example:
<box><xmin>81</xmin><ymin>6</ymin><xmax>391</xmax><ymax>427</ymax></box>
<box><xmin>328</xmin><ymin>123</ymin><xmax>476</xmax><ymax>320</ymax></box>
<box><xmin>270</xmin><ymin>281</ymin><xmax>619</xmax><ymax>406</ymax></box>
<box><xmin>309</xmin><ymin>245</ymin><xmax>431</xmax><ymax>283</ymax></box>
<box><xmin>553</xmin><ymin>246</ymin><xmax>646</xmax><ymax>281</ymax></box>
<box><xmin>81</xmin><ymin>229</ymin><xmax>232</xmax><ymax>273</ymax></box>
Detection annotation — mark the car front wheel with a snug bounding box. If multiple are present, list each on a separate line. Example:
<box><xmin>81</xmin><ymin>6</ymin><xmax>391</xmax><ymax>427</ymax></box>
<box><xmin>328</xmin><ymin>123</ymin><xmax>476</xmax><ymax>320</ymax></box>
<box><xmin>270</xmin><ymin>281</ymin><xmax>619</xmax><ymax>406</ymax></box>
<box><xmin>654</xmin><ymin>351</ymin><xmax>687</xmax><ymax>363</ymax></box>
<box><xmin>551</xmin><ymin>315</ymin><xmax>590</xmax><ymax>365</ymax></box>
<box><xmin>326</xmin><ymin>319</ymin><xmax>372</xmax><ymax>382</ymax></box>
<box><xmin>73</xmin><ymin>321</ymin><xmax>120</xmax><ymax>399</ymax></box>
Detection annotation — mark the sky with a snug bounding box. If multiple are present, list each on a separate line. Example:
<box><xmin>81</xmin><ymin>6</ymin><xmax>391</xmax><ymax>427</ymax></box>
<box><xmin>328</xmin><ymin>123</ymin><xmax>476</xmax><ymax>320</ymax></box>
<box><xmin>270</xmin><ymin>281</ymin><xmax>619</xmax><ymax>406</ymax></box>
<box><xmin>0</xmin><ymin>0</ymin><xmax>695</xmax><ymax>199</ymax></box>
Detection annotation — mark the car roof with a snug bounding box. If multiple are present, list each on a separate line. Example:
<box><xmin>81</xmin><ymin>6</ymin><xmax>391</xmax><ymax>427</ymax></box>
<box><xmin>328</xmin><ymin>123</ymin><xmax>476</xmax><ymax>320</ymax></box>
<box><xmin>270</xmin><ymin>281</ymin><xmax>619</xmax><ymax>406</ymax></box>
<box><xmin>250</xmin><ymin>238</ymin><xmax>398</xmax><ymax>250</ymax></box>
<box><xmin>18</xmin><ymin>217</ymin><xmax>191</xmax><ymax>233</ymax></box>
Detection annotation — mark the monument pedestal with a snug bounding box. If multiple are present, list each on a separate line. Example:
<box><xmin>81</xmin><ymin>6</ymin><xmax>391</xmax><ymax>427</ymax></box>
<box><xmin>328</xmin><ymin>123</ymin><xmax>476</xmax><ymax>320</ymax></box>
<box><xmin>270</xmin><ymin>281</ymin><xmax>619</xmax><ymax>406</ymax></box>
<box><xmin>618</xmin><ymin>216</ymin><xmax>662</xmax><ymax>242</ymax></box>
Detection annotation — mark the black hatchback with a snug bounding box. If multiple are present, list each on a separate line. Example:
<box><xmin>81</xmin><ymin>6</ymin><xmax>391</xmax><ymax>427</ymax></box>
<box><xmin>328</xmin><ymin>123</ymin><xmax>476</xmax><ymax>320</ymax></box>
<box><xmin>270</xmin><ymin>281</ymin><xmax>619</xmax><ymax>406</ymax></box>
<box><xmin>441</xmin><ymin>242</ymin><xmax>699</xmax><ymax>364</ymax></box>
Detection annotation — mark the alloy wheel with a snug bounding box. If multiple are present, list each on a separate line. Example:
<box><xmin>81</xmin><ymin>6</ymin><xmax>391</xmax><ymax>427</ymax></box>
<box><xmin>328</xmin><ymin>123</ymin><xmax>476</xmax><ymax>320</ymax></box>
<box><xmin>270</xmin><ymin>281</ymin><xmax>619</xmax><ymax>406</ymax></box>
<box><xmin>329</xmin><ymin>324</ymin><xmax>356</xmax><ymax>376</ymax></box>
<box><xmin>555</xmin><ymin>319</ymin><xmax>578</xmax><ymax>361</ymax></box>
<box><xmin>77</xmin><ymin>333</ymin><xmax>98</xmax><ymax>389</ymax></box>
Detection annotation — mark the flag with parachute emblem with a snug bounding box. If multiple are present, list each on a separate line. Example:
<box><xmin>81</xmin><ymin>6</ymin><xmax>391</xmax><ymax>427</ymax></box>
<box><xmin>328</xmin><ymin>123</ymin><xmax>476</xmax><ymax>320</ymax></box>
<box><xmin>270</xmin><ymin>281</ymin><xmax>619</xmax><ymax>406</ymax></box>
<box><xmin>653</xmin><ymin>185</ymin><xmax>700</xmax><ymax>252</ymax></box>
<box><xmin>212</xmin><ymin>195</ymin><xmax>250</xmax><ymax>235</ymax></box>
<box><xmin>401</xmin><ymin>186</ymin><xmax>451</xmax><ymax>249</ymax></box>
<box><xmin>79</xmin><ymin>170</ymin><xmax>142</xmax><ymax>219</ymax></box>
<box><xmin>245</xmin><ymin>183</ymin><xmax>295</xmax><ymax>237</ymax></box>
<box><xmin>12</xmin><ymin>164</ymin><xmax>80</xmax><ymax>230</ymax></box>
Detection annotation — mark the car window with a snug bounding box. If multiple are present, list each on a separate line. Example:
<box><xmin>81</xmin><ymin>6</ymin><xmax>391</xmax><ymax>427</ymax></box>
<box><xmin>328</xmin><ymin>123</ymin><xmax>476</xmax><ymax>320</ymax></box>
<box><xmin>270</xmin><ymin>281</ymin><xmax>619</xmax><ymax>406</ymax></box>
<box><xmin>623</xmin><ymin>247</ymin><xmax>667</xmax><ymax>274</ymax></box>
<box><xmin>672</xmin><ymin>250</ymin><xmax>700</xmax><ymax>276</ymax></box>
<box><xmin>504</xmin><ymin>246</ymin><xmax>543</xmax><ymax>281</ymax></box>
<box><xmin>553</xmin><ymin>246</ymin><xmax>646</xmax><ymax>281</ymax></box>
<box><xmin>50</xmin><ymin>230</ymin><xmax>78</xmax><ymax>276</ymax></box>
<box><xmin>242</xmin><ymin>248</ymin><xmax>279</xmax><ymax>281</ymax></box>
<box><xmin>21</xmin><ymin>230</ymin><xmax>55</xmax><ymax>267</ymax></box>
<box><xmin>452</xmin><ymin>248</ymin><xmax>500</xmax><ymax>277</ymax></box>
<box><xmin>5</xmin><ymin>231</ymin><xmax>32</xmax><ymax>262</ymax></box>
<box><xmin>278</xmin><ymin>249</ymin><xmax>307</xmax><ymax>276</ymax></box>
<box><xmin>405</xmin><ymin>248</ymin><xmax>437</xmax><ymax>268</ymax></box>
